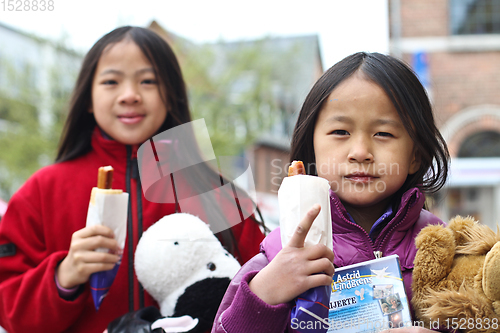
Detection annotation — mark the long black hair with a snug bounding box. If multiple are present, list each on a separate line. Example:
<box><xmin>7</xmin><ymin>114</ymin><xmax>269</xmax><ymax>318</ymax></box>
<box><xmin>56</xmin><ymin>26</ymin><xmax>266</xmax><ymax>259</ymax></box>
<box><xmin>290</xmin><ymin>52</ymin><xmax>449</xmax><ymax>200</ymax></box>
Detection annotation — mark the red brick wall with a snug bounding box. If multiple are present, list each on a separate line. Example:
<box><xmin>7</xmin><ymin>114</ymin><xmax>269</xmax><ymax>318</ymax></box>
<box><xmin>394</xmin><ymin>0</ymin><xmax>500</xmax><ymax>159</ymax></box>
<box><xmin>400</xmin><ymin>0</ymin><xmax>449</xmax><ymax>37</ymax></box>
<box><xmin>429</xmin><ymin>52</ymin><xmax>500</xmax><ymax>127</ymax></box>
<box><xmin>402</xmin><ymin>50</ymin><xmax>500</xmax><ymax>127</ymax></box>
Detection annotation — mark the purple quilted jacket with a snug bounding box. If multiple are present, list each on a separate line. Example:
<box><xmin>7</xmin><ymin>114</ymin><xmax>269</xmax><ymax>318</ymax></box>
<box><xmin>211</xmin><ymin>188</ymin><xmax>445</xmax><ymax>333</ymax></box>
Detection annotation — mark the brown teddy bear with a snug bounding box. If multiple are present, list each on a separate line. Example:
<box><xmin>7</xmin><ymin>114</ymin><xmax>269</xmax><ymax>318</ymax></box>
<box><xmin>412</xmin><ymin>215</ymin><xmax>500</xmax><ymax>333</ymax></box>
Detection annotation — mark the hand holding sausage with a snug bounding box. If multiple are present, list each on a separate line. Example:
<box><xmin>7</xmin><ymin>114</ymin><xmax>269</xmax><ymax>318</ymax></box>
<box><xmin>249</xmin><ymin>204</ymin><xmax>335</xmax><ymax>305</ymax></box>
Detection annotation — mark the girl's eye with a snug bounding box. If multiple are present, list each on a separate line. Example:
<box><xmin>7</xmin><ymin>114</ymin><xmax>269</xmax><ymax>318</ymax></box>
<box><xmin>141</xmin><ymin>79</ymin><xmax>157</xmax><ymax>85</ymax></box>
<box><xmin>375</xmin><ymin>132</ymin><xmax>394</xmax><ymax>137</ymax></box>
<box><xmin>102</xmin><ymin>80</ymin><xmax>117</xmax><ymax>85</ymax></box>
<box><xmin>330</xmin><ymin>130</ymin><xmax>349</xmax><ymax>135</ymax></box>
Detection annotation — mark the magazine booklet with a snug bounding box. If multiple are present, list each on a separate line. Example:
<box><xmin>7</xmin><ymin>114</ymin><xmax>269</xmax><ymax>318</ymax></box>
<box><xmin>326</xmin><ymin>254</ymin><xmax>412</xmax><ymax>332</ymax></box>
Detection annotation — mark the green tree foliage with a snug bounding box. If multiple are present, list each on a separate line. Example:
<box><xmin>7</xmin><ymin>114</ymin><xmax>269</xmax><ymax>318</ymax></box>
<box><xmin>0</xmin><ymin>59</ymin><xmax>75</xmax><ymax>199</ymax></box>
<box><xmin>174</xmin><ymin>37</ymin><xmax>298</xmax><ymax>158</ymax></box>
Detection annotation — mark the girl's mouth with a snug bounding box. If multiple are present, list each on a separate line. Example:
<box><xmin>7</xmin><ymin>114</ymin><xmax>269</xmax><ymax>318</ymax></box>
<box><xmin>118</xmin><ymin>114</ymin><xmax>145</xmax><ymax>124</ymax></box>
<box><xmin>345</xmin><ymin>174</ymin><xmax>377</xmax><ymax>183</ymax></box>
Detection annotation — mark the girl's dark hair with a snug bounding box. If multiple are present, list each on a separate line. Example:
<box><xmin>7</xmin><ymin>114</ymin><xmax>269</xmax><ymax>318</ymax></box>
<box><xmin>57</xmin><ymin>26</ymin><xmax>190</xmax><ymax>162</ymax></box>
<box><xmin>290</xmin><ymin>52</ymin><xmax>450</xmax><ymax>199</ymax></box>
<box><xmin>56</xmin><ymin>26</ymin><xmax>266</xmax><ymax>259</ymax></box>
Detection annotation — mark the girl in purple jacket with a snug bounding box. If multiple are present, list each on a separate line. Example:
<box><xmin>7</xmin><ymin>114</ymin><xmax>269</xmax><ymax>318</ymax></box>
<box><xmin>212</xmin><ymin>52</ymin><xmax>450</xmax><ymax>333</ymax></box>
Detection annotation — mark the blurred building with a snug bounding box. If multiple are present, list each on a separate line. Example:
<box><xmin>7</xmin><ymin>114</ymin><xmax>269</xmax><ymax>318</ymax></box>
<box><xmin>0</xmin><ymin>22</ymin><xmax>82</xmax><ymax>132</ymax></box>
<box><xmin>149</xmin><ymin>21</ymin><xmax>323</xmax><ymax>228</ymax></box>
<box><xmin>225</xmin><ymin>35</ymin><xmax>323</xmax><ymax>228</ymax></box>
<box><xmin>390</xmin><ymin>0</ymin><xmax>500</xmax><ymax>229</ymax></box>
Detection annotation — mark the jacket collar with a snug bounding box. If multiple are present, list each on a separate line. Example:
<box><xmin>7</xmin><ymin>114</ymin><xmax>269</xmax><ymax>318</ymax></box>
<box><xmin>91</xmin><ymin>127</ymin><xmax>141</xmax><ymax>161</ymax></box>
<box><xmin>330</xmin><ymin>187</ymin><xmax>426</xmax><ymax>269</ymax></box>
<box><xmin>329</xmin><ymin>188</ymin><xmax>424</xmax><ymax>238</ymax></box>
<box><xmin>261</xmin><ymin>187</ymin><xmax>426</xmax><ymax>267</ymax></box>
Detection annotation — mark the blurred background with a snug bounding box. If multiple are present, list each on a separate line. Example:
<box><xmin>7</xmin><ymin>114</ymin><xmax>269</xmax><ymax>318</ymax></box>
<box><xmin>0</xmin><ymin>0</ymin><xmax>499</xmax><ymax>233</ymax></box>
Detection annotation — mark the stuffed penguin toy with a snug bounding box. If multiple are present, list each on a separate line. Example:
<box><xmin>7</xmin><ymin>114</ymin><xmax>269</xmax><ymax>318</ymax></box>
<box><xmin>129</xmin><ymin>213</ymin><xmax>242</xmax><ymax>333</ymax></box>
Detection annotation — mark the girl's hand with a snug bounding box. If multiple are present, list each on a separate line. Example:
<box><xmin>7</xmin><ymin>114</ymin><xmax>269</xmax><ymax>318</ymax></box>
<box><xmin>56</xmin><ymin>225</ymin><xmax>122</xmax><ymax>289</ymax></box>
<box><xmin>249</xmin><ymin>204</ymin><xmax>335</xmax><ymax>305</ymax></box>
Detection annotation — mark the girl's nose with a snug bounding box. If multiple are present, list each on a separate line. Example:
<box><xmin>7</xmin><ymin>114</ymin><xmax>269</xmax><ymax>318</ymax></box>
<box><xmin>347</xmin><ymin>138</ymin><xmax>374</xmax><ymax>163</ymax></box>
<box><xmin>119</xmin><ymin>84</ymin><xmax>141</xmax><ymax>104</ymax></box>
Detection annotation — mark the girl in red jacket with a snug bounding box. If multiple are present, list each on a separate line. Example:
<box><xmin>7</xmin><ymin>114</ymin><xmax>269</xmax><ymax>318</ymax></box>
<box><xmin>0</xmin><ymin>26</ymin><xmax>265</xmax><ymax>333</ymax></box>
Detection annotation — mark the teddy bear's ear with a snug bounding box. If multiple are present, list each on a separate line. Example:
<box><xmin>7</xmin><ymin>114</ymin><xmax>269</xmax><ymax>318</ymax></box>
<box><xmin>451</xmin><ymin>216</ymin><xmax>500</xmax><ymax>255</ymax></box>
<box><xmin>448</xmin><ymin>215</ymin><xmax>478</xmax><ymax>246</ymax></box>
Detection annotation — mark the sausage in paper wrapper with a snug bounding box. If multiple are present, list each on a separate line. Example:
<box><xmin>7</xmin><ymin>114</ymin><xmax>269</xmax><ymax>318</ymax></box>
<box><xmin>86</xmin><ymin>166</ymin><xmax>129</xmax><ymax>310</ymax></box>
<box><xmin>278</xmin><ymin>161</ymin><xmax>332</xmax><ymax>333</ymax></box>
<box><xmin>279</xmin><ymin>162</ymin><xmax>332</xmax><ymax>250</ymax></box>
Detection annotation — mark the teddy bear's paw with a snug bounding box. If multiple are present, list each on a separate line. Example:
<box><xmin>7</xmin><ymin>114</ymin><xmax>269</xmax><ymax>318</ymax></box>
<box><xmin>492</xmin><ymin>301</ymin><xmax>500</xmax><ymax>317</ymax></box>
<box><xmin>483</xmin><ymin>242</ymin><xmax>500</xmax><ymax>301</ymax></box>
<box><xmin>419</xmin><ymin>285</ymin><xmax>497</xmax><ymax>331</ymax></box>
<box><xmin>415</xmin><ymin>224</ymin><xmax>454</xmax><ymax>250</ymax></box>
<box><xmin>413</xmin><ymin>225</ymin><xmax>455</xmax><ymax>287</ymax></box>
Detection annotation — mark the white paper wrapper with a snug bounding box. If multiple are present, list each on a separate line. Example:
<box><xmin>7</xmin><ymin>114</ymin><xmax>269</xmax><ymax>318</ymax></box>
<box><xmin>278</xmin><ymin>175</ymin><xmax>332</xmax><ymax>250</ymax></box>
<box><xmin>85</xmin><ymin>187</ymin><xmax>129</xmax><ymax>310</ymax></box>
<box><xmin>86</xmin><ymin>188</ymin><xmax>129</xmax><ymax>250</ymax></box>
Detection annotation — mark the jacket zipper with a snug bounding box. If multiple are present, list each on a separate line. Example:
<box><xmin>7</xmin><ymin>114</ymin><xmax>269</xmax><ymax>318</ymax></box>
<box><xmin>125</xmin><ymin>146</ymin><xmax>134</xmax><ymax>312</ymax></box>
<box><xmin>376</xmin><ymin>192</ymin><xmax>416</xmax><ymax>251</ymax></box>
<box><xmin>132</xmin><ymin>154</ymin><xmax>145</xmax><ymax>309</ymax></box>
<box><xmin>126</xmin><ymin>146</ymin><xmax>145</xmax><ymax>311</ymax></box>
<box><xmin>331</xmin><ymin>198</ymin><xmax>376</xmax><ymax>257</ymax></box>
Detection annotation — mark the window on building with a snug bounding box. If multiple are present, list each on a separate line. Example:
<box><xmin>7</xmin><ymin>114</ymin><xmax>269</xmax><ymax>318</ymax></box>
<box><xmin>457</xmin><ymin>130</ymin><xmax>500</xmax><ymax>157</ymax></box>
<box><xmin>450</xmin><ymin>0</ymin><xmax>500</xmax><ymax>34</ymax></box>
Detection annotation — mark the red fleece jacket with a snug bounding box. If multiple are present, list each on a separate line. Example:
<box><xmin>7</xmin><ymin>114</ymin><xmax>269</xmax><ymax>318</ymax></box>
<box><xmin>0</xmin><ymin>128</ymin><xmax>264</xmax><ymax>333</ymax></box>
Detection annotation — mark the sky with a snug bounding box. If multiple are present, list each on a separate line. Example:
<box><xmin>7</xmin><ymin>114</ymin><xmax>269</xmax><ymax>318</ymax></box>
<box><xmin>0</xmin><ymin>0</ymin><xmax>389</xmax><ymax>69</ymax></box>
